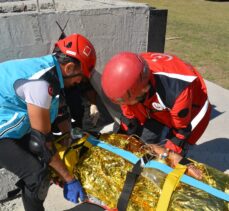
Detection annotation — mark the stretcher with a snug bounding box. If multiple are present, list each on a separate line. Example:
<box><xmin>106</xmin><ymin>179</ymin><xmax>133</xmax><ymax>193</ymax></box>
<box><xmin>52</xmin><ymin>129</ymin><xmax>229</xmax><ymax>211</ymax></box>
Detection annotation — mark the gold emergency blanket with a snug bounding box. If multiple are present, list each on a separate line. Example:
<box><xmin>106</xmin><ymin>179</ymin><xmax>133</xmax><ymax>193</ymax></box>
<box><xmin>54</xmin><ymin>133</ymin><xmax>229</xmax><ymax>211</ymax></box>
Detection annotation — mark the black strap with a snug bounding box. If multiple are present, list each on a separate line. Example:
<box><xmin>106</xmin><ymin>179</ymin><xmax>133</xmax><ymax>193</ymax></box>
<box><xmin>0</xmin><ymin>188</ymin><xmax>21</xmax><ymax>204</ymax></box>
<box><xmin>40</xmin><ymin>66</ymin><xmax>61</xmax><ymax>97</ymax></box>
<box><xmin>179</xmin><ymin>157</ymin><xmax>192</xmax><ymax>166</ymax></box>
<box><xmin>117</xmin><ymin>159</ymin><xmax>143</xmax><ymax>211</ymax></box>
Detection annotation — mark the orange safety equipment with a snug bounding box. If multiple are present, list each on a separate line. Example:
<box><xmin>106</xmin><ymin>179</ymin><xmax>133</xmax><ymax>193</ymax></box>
<box><xmin>55</xmin><ymin>34</ymin><xmax>96</xmax><ymax>78</ymax></box>
<box><xmin>101</xmin><ymin>52</ymin><xmax>150</xmax><ymax>105</ymax></box>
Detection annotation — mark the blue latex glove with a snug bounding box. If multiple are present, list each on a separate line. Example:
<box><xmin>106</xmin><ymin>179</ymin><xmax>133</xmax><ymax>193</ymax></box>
<box><xmin>63</xmin><ymin>179</ymin><xmax>85</xmax><ymax>203</ymax></box>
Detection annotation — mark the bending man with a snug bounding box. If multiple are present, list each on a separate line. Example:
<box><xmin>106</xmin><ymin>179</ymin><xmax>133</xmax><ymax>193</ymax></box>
<box><xmin>101</xmin><ymin>52</ymin><xmax>211</xmax><ymax>156</ymax></box>
<box><xmin>0</xmin><ymin>34</ymin><xmax>96</xmax><ymax>210</ymax></box>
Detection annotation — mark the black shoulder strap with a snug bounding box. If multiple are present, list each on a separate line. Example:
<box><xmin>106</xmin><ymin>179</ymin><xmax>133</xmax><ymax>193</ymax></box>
<box><xmin>40</xmin><ymin>66</ymin><xmax>61</xmax><ymax>97</ymax></box>
<box><xmin>117</xmin><ymin>159</ymin><xmax>143</xmax><ymax>211</ymax></box>
<box><xmin>0</xmin><ymin>188</ymin><xmax>21</xmax><ymax>204</ymax></box>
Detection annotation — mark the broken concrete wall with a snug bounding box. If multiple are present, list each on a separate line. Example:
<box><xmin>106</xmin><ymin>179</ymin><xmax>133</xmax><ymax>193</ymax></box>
<box><xmin>0</xmin><ymin>0</ymin><xmax>152</xmax><ymax>74</ymax></box>
<box><xmin>0</xmin><ymin>0</ymin><xmax>167</xmax><ymax>71</ymax></box>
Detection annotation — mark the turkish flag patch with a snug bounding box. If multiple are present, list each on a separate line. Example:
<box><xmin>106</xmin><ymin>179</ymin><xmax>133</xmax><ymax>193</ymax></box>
<box><xmin>48</xmin><ymin>85</ymin><xmax>54</xmax><ymax>96</ymax></box>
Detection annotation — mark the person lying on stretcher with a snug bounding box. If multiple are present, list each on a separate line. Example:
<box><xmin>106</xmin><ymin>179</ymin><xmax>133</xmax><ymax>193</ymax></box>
<box><xmin>55</xmin><ymin>129</ymin><xmax>203</xmax><ymax>181</ymax></box>
<box><xmin>141</xmin><ymin>143</ymin><xmax>203</xmax><ymax>180</ymax></box>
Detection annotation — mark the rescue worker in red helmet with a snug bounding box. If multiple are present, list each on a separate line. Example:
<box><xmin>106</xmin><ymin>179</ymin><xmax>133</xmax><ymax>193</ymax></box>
<box><xmin>54</xmin><ymin>33</ymin><xmax>96</xmax><ymax>78</ymax></box>
<box><xmin>101</xmin><ymin>52</ymin><xmax>211</xmax><ymax>156</ymax></box>
<box><xmin>0</xmin><ymin>33</ymin><xmax>96</xmax><ymax>210</ymax></box>
<box><xmin>53</xmin><ymin>34</ymin><xmax>100</xmax><ymax>130</ymax></box>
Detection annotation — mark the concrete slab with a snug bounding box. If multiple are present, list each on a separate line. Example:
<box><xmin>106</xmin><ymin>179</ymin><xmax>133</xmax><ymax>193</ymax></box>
<box><xmin>0</xmin><ymin>0</ymin><xmax>147</xmax><ymax>13</ymax></box>
<box><xmin>0</xmin><ymin>0</ymin><xmax>150</xmax><ymax>75</ymax></box>
<box><xmin>187</xmin><ymin>80</ymin><xmax>229</xmax><ymax>173</ymax></box>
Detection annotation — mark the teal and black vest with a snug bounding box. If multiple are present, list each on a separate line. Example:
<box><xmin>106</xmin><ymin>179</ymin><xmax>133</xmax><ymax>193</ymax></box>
<box><xmin>0</xmin><ymin>54</ymin><xmax>64</xmax><ymax>139</ymax></box>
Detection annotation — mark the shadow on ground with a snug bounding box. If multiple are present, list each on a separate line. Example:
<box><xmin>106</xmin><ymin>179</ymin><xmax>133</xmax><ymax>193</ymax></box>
<box><xmin>64</xmin><ymin>201</ymin><xmax>106</xmax><ymax>211</ymax></box>
<box><xmin>210</xmin><ymin>104</ymin><xmax>225</xmax><ymax>121</ymax></box>
<box><xmin>188</xmin><ymin>138</ymin><xmax>229</xmax><ymax>172</ymax></box>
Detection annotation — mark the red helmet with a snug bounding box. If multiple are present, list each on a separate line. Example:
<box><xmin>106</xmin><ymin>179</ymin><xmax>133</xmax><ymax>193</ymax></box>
<box><xmin>55</xmin><ymin>34</ymin><xmax>96</xmax><ymax>78</ymax></box>
<box><xmin>101</xmin><ymin>52</ymin><xmax>150</xmax><ymax>105</ymax></box>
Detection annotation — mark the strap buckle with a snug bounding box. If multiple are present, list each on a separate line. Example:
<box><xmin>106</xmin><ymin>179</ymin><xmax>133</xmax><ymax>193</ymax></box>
<box><xmin>141</xmin><ymin>153</ymin><xmax>156</xmax><ymax>166</ymax></box>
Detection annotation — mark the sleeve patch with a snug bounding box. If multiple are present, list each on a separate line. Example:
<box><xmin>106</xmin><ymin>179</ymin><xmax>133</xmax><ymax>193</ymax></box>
<box><xmin>48</xmin><ymin>85</ymin><xmax>54</xmax><ymax>96</ymax></box>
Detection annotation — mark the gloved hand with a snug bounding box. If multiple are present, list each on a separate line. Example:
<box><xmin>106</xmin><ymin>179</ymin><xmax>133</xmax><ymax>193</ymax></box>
<box><xmin>89</xmin><ymin>104</ymin><xmax>100</xmax><ymax>127</ymax></box>
<box><xmin>63</xmin><ymin>179</ymin><xmax>85</xmax><ymax>203</ymax></box>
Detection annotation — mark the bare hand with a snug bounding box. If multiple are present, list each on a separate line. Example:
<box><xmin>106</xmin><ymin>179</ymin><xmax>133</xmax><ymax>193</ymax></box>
<box><xmin>186</xmin><ymin>164</ymin><xmax>203</xmax><ymax>180</ymax></box>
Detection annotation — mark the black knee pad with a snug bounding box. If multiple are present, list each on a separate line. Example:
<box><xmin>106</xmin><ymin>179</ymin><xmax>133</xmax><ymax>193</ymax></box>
<box><xmin>29</xmin><ymin>129</ymin><xmax>56</xmax><ymax>163</ymax></box>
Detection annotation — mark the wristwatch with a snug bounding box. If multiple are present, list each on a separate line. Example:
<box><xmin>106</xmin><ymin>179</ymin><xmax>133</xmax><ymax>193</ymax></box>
<box><xmin>159</xmin><ymin>148</ymin><xmax>171</xmax><ymax>160</ymax></box>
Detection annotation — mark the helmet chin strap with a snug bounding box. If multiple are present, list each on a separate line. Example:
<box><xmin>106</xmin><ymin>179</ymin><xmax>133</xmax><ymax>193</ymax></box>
<box><xmin>63</xmin><ymin>72</ymin><xmax>83</xmax><ymax>79</ymax></box>
<box><xmin>137</xmin><ymin>92</ymin><xmax>147</xmax><ymax>103</ymax></box>
<box><xmin>136</xmin><ymin>83</ymin><xmax>152</xmax><ymax>103</ymax></box>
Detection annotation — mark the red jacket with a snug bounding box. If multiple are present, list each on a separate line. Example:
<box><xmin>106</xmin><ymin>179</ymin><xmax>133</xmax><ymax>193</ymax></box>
<box><xmin>120</xmin><ymin>53</ymin><xmax>211</xmax><ymax>153</ymax></box>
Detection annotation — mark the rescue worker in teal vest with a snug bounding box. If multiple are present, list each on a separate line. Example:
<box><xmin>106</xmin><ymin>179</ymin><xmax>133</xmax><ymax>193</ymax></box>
<box><xmin>0</xmin><ymin>34</ymin><xmax>96</xmax><ymax>210</ymax></box>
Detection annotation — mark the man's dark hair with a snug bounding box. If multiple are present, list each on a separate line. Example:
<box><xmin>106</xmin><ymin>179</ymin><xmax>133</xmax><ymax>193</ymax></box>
<box><xmin>53</xmin><ymin>46</ymin><xmax>80</xmax><ymax>66</ymax></box>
